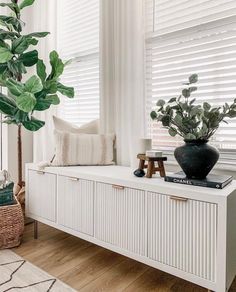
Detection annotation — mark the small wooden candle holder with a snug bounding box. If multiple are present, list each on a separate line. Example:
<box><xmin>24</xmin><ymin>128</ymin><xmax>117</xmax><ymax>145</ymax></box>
<box><xmin>137</xmin><ymin>154</ymin><xmax>167</xmax><ymax>178</ymax></box>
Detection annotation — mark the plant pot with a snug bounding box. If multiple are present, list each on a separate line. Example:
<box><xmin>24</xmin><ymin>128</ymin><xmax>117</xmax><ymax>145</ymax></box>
<box><xmin>174</xmin><ymin>140</ymin><xmax>219</xmax><ymax>179</ymax></box>
<box><xmin>0</xmin><ymin>198</ymin><xmax>24</xmax><ymax>249</ymax></box>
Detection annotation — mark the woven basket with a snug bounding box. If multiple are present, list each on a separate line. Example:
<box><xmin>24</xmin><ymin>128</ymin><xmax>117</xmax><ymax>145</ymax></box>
<box><xmin>0</xmin><ymin>198</ymin><xmax>24</xmax><ymax>249</ymax></box>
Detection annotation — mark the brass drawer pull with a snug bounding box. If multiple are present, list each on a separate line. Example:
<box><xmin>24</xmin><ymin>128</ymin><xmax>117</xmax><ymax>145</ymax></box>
<box><xmin>170</xmin><ymin>196</ymin><xmax>188</xmax><ymax>202</ymax></box>
<box><xmin>112</xmin><ymin>185</ymin><xmax>125</xmax><ymax>190</ymax></box>
<box><xmin>37</xmin><ymin>171</ymin><xmax>45</xmax><ymax>175</ymax></box>
<box><xmin>69</xmin><ymin>177</ymin><xmax>79</xmax><ymax>181</ymax></box>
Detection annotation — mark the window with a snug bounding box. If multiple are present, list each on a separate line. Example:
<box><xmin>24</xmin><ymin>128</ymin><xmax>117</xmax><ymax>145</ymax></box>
<box><xmin>57</xmin><ymin>0</ymin><xmax>99</xmax><ymax>126</ymax></box>
<box><xmin>145</xmin><ymin>0</ymin><xmax>236</xmax><ymax>166</ymax></box>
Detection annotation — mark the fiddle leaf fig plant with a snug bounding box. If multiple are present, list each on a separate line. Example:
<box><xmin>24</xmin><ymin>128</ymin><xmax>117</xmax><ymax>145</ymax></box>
<box><xmin>0</xmin><ymin>0</ymin><xmax>75</xmax><ymax>186</ymax></box>
<box><xmin>150</xmin><ymin>74</ymin><xmax>236</xmax><ymax>141</ymax></box>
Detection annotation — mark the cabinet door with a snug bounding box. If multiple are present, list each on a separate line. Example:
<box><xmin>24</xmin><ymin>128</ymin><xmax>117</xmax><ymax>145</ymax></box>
<box><xmin>58</xmin><ymin>176</ymin><xmax>94</xmax><ymax>236</ymax></box>
<box><xmin>148</xmin><ymin>192</ymin><xmax>217</xmax><ymax>282</ymax></box>
<box><xmin>95</xmin><ymin>182</ymin><xmax>145</xmax><ymax>256</ymax></box>
<box><xmin>28</xmin><ymin>170</ymin><xmax>56</xmax><ymax>222</ymax></box>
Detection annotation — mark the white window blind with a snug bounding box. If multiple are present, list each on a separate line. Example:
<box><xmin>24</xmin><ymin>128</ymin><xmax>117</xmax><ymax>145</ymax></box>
<box><xmin>146</xmin><ymin>0</ymin><xmax>236</xmax><ymax>165</ymax></box>
<box><xmin>146</xmin><ymin>0</ymin><xmax>236</xmax><ymax>35</ymax></box>
<box><xmin>57</xmin><ymin>0</ymin><xmax>99</xmax><ymax>126</ymax></box>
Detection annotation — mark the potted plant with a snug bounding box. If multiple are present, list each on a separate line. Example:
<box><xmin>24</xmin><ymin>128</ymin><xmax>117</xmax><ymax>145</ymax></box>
<box><xmin>150</xmin><ymin>74</ymin><xmax>236</xmax><ymax>179</ymax></box>
<box><xmin>0</xmin><ymin>0</ymin><xmax>74</xmax><ymax>198</ymax></box>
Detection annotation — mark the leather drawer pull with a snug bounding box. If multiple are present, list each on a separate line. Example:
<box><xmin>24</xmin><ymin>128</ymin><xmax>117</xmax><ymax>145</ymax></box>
<box><xmin>69</xmin><ymin>177</ymin><xmax>79</xmax><ymax>181</ymax></box>
<box><xmin>170</xmin><ymin>196</ymin><xmax>188</xmax><ymax>202</ymax></box>
<box><xmin>37</xmin><ymin>171</ymin><xmax>45</xmax><ymax>175</ymax></box>
<box><xmin>112</xmin><ymin>185</ymin><xmax>125</xmax><ymax>190</ymax></box>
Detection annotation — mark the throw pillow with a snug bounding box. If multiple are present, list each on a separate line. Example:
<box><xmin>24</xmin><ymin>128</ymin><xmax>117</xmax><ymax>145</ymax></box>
<box><xmin>53</xmin><ymin>116</ymin><xmax>99</xmax><ymax>134</ymax></box>
<box><xmin>52</xmin><ymin>130</ymin><xmax>115</xmax><ymax>166</ymax></box>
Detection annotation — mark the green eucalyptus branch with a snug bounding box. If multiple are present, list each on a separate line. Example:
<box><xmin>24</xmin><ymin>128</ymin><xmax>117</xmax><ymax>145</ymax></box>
<box><xmin>150</xmin><ymin>74</ymin><xmax>236</xmax><ymax>141</ymax></box>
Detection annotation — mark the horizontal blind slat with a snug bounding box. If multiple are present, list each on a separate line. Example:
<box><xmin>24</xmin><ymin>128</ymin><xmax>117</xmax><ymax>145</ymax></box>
<box><xmin>57</xmin><ymin>0</ymin><xmax>100</xmax><ymax>127</ymax></box>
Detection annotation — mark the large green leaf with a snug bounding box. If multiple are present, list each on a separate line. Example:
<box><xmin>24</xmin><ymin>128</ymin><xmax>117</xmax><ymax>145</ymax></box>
<box><xmin>0</xmin><ymin>39</ymin><xmax>9</xmax><ymax>49</ymax></box>
<box><xmin>0</xmin><ymin>16</ymin><xmax>22</xmax><ymax>32</ymax></box>
<box><xmin>46</xmin><ymin>94</ymin><xmax>60</xmax><ymax>105</ymax></box>
<box><xmin>23</xmin><ymin>116</ymin><xmax>45</xmax><ymax>131</ymax></box>
<box><xmin>35</xmin><ymin>89</ymin><xmax>47</xmax><ymax>100</ymax></box>
<box><xmin>34</xmin><ymin>94</ymin><xmax>60</xmax><ymax>111</ymax></box>
<box><xmin>34</xmin><ymin>99</ymin><xmax>51</xmax><ymax>111</ymax></box>
<box><xmin>12</xmin><ymin>36</ymin><xmax>28</xmax><ymax>54</ymax></box>
<box><xmin>0</xmin><ymin>93</ymin><xmax>16</xmax><ymax>115</ymax></box>
<box><xmin>0</xmin><ymin>29</ymin><xmax>19</xmax><ymax>40</ymax></box>
<box><xmin>7</xmin><ymin>60</ymin><xmax>27</xmax><ymax>76</ymax></box>
<box><xmin>16</xmin><ymin>92</ymin><xmax>36</xmax><ymax>112</ymax></box>
<box><xmin>14</xmin><ymin>109</ymin><xmax>28</xmax><ymax>123</ymax></box>
<box><xmin>57</xmin><ymin>82</ymin><xmax>74</xmax><ymax>98</ymax></box>
<box><xmin>49</xmin><ymin>50</ymin><xmax>64</xmax><ymax>79</ymax></box>
<box><xmin>12</xmin><ymin>36</ymin><xmax>38</xmax><ymax>54</ymax></box>
<box><xmin>36</xmin><ymin>59</ymin><xmax>46</xmax><ymax>82</ymax></box>
<box><xmin>19</xmin><ymin>50</ymin><xmax>38</xmax><ymax>67</ymax></box>
<box><xmin>26</xmin><ymin>37</ymin><xmax>38</xmax><ymax>46</ymax></box>
<box><xmin>0</xmin><ymin>63</ymin><xmax>7</xmax><ymax>74</ymax></box>
<box><xmin>45</xmin><ymin>80</ymin><xmax>57</xmax><ymax>93</ymax></box>
<box><xmin>25</xmin><ymin>75</ymin><xmax>43</xmax><ymax>94</ymax></box>
<box><xmin>0</xmin><ymin>71</ymin><xmax>9</xmax><ymax>86</ymax></box>
<box><xmin>6</xmin><ymin>78</ymin><xmax>24</xmax><ymax>96</ymax></box>
<box><xmin>19</xmin><ymin>0</ymin><xmax>35</xmax><ymax>10</ymax></box>
<box><xmin>0</xmin><ymin>47</ymin><xmax>13</xmax><ymax>63</ymax></box>
<box><xmin>26</xmin><ymin>32</ymin><xmax>50</xmax><ymax>38</ymax></box>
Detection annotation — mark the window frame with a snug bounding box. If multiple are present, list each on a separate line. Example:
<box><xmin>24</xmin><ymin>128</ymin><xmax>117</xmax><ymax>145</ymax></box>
<box><xmin>145</xmin><ymin>5</ymin><xmax>236</xmax><ymax>169</ymax></box>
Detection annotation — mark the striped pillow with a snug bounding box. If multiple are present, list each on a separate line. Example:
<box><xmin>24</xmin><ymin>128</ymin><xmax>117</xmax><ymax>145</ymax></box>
<box><xmin>52</xmin><ymin>130</ymin><xmax>115</xmax><ymax>166</ymax></box>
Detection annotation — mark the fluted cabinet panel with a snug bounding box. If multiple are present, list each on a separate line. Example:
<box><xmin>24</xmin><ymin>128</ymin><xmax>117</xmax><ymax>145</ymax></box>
<box><xmin>148</xmin><ymin>192</ymin><xmax>217</xmax><ymax>282</ymax></box>
<box><xmin>28</xmin><ymin>170</ymin><xmax>56</xmax><ymax>222</ymax></box>
<box><xmin>95</xmin><ymin>183</ymin><xmax>146</xmax><ymax>256</ymax></box>
<box><xmin>58</xmin><ymin>176</ymin><xmax>94</xmax><ymax>236</ymax></box>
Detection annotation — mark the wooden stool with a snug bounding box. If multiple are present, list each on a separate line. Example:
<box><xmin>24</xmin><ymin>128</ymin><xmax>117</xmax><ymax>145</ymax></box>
<box><xmin>137</xmin><ymin>154</ymin><xmax>167</xmax><ymax>178</ymax></box>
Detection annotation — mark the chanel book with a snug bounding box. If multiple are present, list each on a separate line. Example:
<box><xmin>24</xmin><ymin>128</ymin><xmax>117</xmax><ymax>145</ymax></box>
<box><xmin>165</xmin><ymin>172</ymin><xmax>233</xmax><ymax>189</ymax></box>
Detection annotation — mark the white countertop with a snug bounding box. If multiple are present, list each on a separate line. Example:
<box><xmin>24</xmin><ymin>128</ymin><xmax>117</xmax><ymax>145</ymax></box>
<box><xmin>26</xmin><ymin>164</ymin><xmax>236</xmax><ymax>203</ymax></box>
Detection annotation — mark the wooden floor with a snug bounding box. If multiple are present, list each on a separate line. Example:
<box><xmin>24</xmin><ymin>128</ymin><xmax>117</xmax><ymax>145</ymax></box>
<box><xmin>13</xmin><ymin>223</ymin><xmax>236</xmax><ymax>292</ymax></box>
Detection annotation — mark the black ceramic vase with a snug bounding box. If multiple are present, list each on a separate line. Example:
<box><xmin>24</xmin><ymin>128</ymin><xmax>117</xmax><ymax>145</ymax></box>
<box><xmin>174</xmin><ymin>140</ymin><xmax>219</xmax><ymax>179</ymax></box>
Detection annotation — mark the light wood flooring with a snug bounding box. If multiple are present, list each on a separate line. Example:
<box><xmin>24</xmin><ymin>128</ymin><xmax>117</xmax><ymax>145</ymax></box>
<box><xmin>13</xmin><ymin>223</ymin><xmax>236</xmax><ymax>292</ymax></box>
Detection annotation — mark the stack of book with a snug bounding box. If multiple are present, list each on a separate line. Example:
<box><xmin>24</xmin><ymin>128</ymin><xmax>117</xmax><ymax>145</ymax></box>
<box><xmin>165</xmin><ymin>172</ymin><xmax>233</xmax><ymax>189</ymax></box>
<box><xmin>0</xmin><ymin>182</ymin><xmax>15</xmax><ymax>206</ymax></box>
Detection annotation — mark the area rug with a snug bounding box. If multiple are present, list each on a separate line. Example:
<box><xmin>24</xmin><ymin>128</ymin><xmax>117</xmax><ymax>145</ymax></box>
<box><xmin>0</xmin><ymin>250</ymin><xmax>76</xmax><ymax>292</ymax></box>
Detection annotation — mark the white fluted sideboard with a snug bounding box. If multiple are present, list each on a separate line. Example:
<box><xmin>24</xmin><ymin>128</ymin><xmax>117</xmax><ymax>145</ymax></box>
<box><xmin>26</xmin><ymin>164</ymin><xmax>236</xmax><ymax>292</ymax></box>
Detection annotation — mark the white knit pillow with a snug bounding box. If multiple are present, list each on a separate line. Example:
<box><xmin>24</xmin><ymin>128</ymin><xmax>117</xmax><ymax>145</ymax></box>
<box><xmin>53</xmin><ymin>116</ymin><xmax>99</xmax><ymax>134</ymax></box>
<box><xmin>52</xmin><ymin>130</ymin><xmax>115</xmax><ymax>166</ymax></box>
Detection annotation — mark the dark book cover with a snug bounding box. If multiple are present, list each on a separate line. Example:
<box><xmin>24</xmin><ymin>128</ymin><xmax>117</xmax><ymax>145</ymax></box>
<box><xmin>0</xmin><ymin>199</ymin><xmax>16</xmax><ymax>207</ymax></box>
<box><xmin>165</xmin><ymin>171</ymin><xmax>233</xmax><ymax>189</ymax></box>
